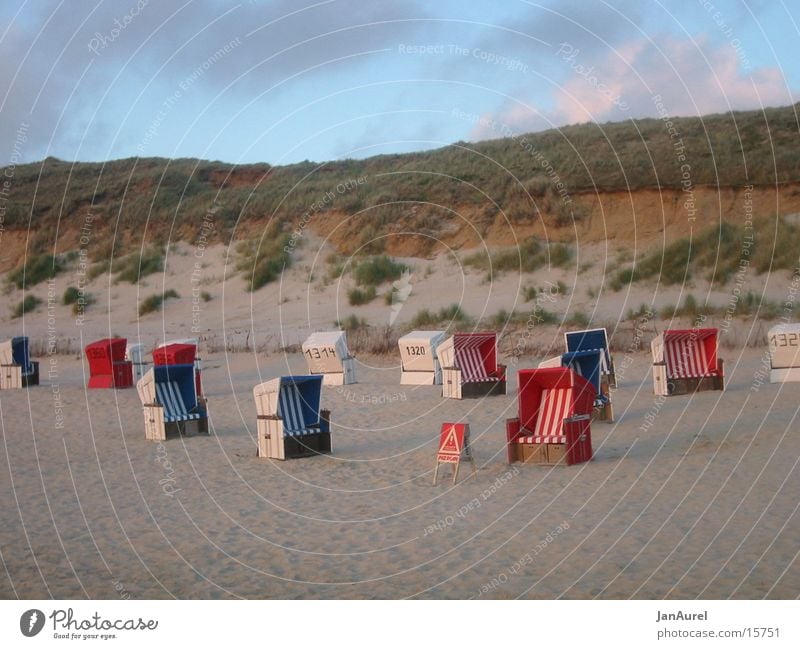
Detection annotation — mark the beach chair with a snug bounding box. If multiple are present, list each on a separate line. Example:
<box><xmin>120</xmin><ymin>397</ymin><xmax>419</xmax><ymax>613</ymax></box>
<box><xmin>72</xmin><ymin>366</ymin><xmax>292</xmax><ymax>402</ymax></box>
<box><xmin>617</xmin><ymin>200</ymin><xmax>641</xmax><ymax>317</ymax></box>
<box><xmin>125</xmin><ymin>343</ymin><xmax>149</xmax><ymax>383</ymax></box>
<box><xmin>506</xmin><ymin>367</ymin><xmax>594</xmax><ymax>466</ymax></box>
<box><xmin>0</xmin><ymin>336</ymin><xmax>39</xmax><ymax>389</ymax></box>
<box><xmin>153</xmin><ymin>342</ymin><xmax>202</xmax><ymax>397</ymax></box>
<box><xmin>302</xmin><ymin>331</ymin><xmax>356</xmax><ymax>385</ymax></box>
<box><xmin>437</xmin><ymin>332</ymin><xmax>506</xmax><ymax>399</ymax></box>
<box><xmin>565</xmin><ymin>327</ymin><xmax>616</xmax><ymax>388</ymax></box>
<box><xmin>651</xmin><ymin>328</ymin><xmax>724</xmax><ymax>396</ymax></box>
<box><xmin>768</xmin><ymin>324</ymin><xmax>800</xmax><ymax>383</ymax></box>
<box><xmin>85</xmin><ymin>337</ymin><xmax>133</xmax><ymax>389</ymax></box>
<box><xmin>539</xmin><ymin>349</ymin><xmax>613</xmax><ymax>421</ymax></box>
<box><xmin>253</xmin><ymin>375</ymin><xmax>332</xmax><ymax>460</ymax></box>
<box><xmin>136</xmin><ymin>364</ymin><xmax>209</xmax><ymax>441</ymax></box>
<box><xmin>398</xmin><ymin>330</ymin><xmax>446</xmax><ymax>385</ymax></box>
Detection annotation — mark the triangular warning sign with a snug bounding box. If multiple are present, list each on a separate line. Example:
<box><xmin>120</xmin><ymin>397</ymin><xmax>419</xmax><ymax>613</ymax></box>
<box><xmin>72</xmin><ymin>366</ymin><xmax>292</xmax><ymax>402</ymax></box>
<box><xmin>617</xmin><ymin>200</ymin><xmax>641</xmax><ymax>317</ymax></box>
<box><xmin>440</xmin><ymin>426</ymin><xmax>461</xmax><ymax>455</ymax></box>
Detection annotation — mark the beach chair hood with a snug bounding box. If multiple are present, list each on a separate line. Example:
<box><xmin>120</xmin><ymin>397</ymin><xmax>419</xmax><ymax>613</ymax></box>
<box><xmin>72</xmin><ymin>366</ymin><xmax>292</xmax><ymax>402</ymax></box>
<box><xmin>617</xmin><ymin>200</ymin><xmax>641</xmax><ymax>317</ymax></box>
<box><xmin>652</xmin><ymin>328</ymin><xmax>720</xmax><ymax>378</ymax></box>
<box><xmin>253</xmin><ymin>375</ymin><xmax>324</xmax><ymax>432</ymax></box>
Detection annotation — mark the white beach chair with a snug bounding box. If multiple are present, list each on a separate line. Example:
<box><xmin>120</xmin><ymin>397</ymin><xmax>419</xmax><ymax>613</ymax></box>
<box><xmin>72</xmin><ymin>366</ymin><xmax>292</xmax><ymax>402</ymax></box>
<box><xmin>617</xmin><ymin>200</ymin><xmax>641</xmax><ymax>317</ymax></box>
<box><xmin>398</xmin><ymin>330</ymin><xmax>446</xmax><ymax>385</ymax></box>
<box><xmin>301</xmin><ymin>331</ymin><xmax>356</xmax><ymax>385</ymax></box>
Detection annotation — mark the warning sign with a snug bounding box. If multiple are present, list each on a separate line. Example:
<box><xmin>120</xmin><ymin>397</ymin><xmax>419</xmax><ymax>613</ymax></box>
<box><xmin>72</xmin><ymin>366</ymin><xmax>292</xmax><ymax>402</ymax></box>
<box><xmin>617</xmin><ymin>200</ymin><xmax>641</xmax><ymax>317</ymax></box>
<box><xmin>433</xmin><ymin>422</ymin><xmax>475</xmax><ymax>485</ymax></box>
<box><xmin>437</xmin><ymin>424</ymin><xmax>464</xmax><ymax>463</ymax></box>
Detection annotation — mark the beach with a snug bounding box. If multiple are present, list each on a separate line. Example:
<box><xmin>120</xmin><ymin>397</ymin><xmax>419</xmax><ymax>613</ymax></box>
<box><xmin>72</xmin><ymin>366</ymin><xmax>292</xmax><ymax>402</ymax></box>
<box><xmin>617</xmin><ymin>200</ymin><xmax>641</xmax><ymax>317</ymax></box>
<box><xmin>1</xmin><ymin>343</ymin><xmax>798</xmax><ymax>599</ymax></box>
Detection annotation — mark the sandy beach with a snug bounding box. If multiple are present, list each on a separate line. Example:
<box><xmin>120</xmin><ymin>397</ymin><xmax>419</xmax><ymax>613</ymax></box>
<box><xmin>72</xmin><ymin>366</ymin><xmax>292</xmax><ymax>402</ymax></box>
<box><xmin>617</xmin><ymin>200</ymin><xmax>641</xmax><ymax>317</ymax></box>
<box><xmin>1</xmin><ymin>339</ymin><xmax>798</xmax><ymax>599</ymax></box>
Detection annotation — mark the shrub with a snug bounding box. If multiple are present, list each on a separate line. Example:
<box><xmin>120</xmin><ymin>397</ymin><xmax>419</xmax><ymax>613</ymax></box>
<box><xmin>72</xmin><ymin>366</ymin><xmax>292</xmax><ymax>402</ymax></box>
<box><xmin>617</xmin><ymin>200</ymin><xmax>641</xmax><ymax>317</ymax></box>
<box><xmin>138</xmin><ymin>289</ymin><xmax>179</xmax><ymax>316</ymax></box>
<box><xmin>113</xmin><ymin>247</ymin><xmax>165</xmax><ymax>284</ymax></box>
<box><xmin>7</xmin><ymin>254</ymin><xmax>65</xmax><ymax>289</ymax></box>
<box><xmin>354</xmin><ymin>255</ymin><xmax>407</xmax><ymax>286</ymax></box>
<box><xmin>410</xmin><ymin>303</ymin><xmax>471</xmax><ymax>328</ymax></box>
<box><xmin>348</xmin><ymin>286</ymin><xmax>376</xmax><ymax>305</ymax></box>
<box><xmin>200</xmin><ymin>291</ymin><xmax>212</xmax><ymax>302</ymax></box>
<box><xmin>12</xmin><ymin>295</ymin><xmax>42</xmax><ymax>318</ymax></box>
<box><xmin>62</xmin><ymin>286</ymin><xmax>81</xmax><ymax>305</ymax></box>
<box><xmin>565</xmin><ymin>310</ymin><xmax>590</xmax><ymax>327</ymax></box>
<box><xmin>334</xmin><ymin>314</ymin><xmax>368</xmax><ymax>331</ymax></box>
<box><xmin>236</xmin><ymin>229</ymin><xmax>292</xmax><ymax>291</ymax></box>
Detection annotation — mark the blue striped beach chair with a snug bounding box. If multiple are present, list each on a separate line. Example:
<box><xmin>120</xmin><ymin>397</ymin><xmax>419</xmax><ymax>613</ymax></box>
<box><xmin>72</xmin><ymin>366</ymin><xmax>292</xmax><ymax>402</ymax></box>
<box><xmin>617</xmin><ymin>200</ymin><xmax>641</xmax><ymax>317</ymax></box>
<box><xmin>253</xmin><ymin>375</ymin><xmax>331</xmax><ymax>460</ymax></box>
<box><xmin>136</xmin><ymin>364</ymin><xmax>208</xmax><ymax>440</ymax></box>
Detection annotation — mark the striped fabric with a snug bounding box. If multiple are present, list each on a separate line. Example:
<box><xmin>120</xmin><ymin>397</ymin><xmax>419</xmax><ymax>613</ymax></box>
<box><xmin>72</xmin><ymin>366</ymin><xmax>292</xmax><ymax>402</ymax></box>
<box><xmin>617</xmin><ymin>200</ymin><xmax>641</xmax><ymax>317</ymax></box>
<box><xmin>454</xmin><ymin>334</ymin><xmax>495</xmax><ymax>381</ymax></box>
<box><xmin>580</xmin><ymin>348</ymin><xmax>609</xmax><ymax>375</ymax></box>
<box><xmin>517</xmin><ymin>434</ymin><xmax>567</xmax><ymax>444</ymax></box>
<box><xmin>532</xmin><ymin>388</ymin><xmax>570</xmax><ymax>440</ymax></box>
<box><xmin>278</xmin><ymin>384</ymin><xmax>320</xmax><ymax>436</ymax></box>
<box><xmin>155</xmin><ymin>381</ymin><xmax>201</xmax><ymax>422</ymax></box>
<box><xmin>664</xmin><ymin>333</ymin><xmax>711</xmax><ymax>378</ymax></box>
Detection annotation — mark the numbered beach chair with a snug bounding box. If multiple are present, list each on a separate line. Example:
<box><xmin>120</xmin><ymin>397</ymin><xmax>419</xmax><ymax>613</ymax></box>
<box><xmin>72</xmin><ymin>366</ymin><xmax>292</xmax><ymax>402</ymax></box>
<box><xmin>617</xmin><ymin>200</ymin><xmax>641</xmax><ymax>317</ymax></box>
<box><xmin>768</xmin><ymin>324</ymin><xmax>800</xmax><ymax>383</ymax></box>
<box><xmin>0</xmin><ymin>336</ymin><xmax>39</xmax><ymax>389</ymax></box>
<box><xmin>302</xmin><ymin>331</ymin><xmax>356</xmax><ymax>385</ymax></box>
<box><xmin>136</xmin><ymin>364</ymin><xmax>209</xmax><ymax>441</ymax></box>
<box><xmin>437</xmin><ymin>332</ymin><xmax>506</xmax><ymax>399</ymax></box>
<box><xmin>565</xmin><ymin>327</ymin><xmax>616</xmax><ymax>388</ymax></box>
<box><xmin>398</xmin><ymin>330</ymin><xmax>446</xmax><ymax>385</ymax></box>
<box><xmin>125</xmin><ymin>342</ymin><xmax>149</xmax><ymax>383</ymax></box>
<box><xmin>651</xmin><ymin>328</ymin><xmax>724</xmax><ymax>396</ymax></box>
<box><xmin>153</xmin><ymin>341</ymin><xmax>202</xmax><ymax>397</ymax></box>
<box><xmin>506</xmin><ymin>367</ymin><xmax>594</xmax><ymax>466</ymax></box>
<box><xmin>538</xmin><ymin>349</ymin><xmax>613</xmax><ymax>421</ymax></box>
<box><xmin>253</xmin><ymin>375</ymin><xmax>332</xmax><ymax>460</ymax></box>
<box><xmin>85</xmin><ymin>337</ymin><xmax>133</xmax><ymax>388</ymax></box>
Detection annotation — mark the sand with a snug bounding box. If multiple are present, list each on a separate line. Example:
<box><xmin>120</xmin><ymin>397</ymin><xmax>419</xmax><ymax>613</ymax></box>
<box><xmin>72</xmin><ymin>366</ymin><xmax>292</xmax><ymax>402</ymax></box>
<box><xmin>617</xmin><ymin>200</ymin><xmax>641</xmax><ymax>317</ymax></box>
<box><xmin>1</xmin><ymin>344</ymin><xmax>799</xmax><ymax>599</ymax></box>
<box><xmin>1</xmin><ymin>239</ymin><xmax>798</xmax><ymax>599</ymax></box>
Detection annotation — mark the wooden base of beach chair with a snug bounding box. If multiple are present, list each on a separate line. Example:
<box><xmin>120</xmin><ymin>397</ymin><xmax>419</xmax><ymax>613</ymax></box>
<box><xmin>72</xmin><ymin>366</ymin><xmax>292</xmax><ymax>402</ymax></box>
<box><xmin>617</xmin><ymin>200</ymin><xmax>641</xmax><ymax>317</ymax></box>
<box><xmin>442</xmin><ymin>368</ymin><xmax>506</xmax><ymax>399</ymax></box>
<box><xmin>770</xmin><ymin>367</ymin><xmax>800</xmax><ymax>383</ymax></box>
<box><xmin>653</xmin><ymin>360</ymin><xmax>724</xmax><ymax>396</ymax></box>
<box><xmin>144</xmin><ymin>403</ymin><xmax>209</xmax><ymax>441</ymax></box>
<box><xmin>400</xmin><ymin>371</ymin><xmax>439</xmax><ymax>385</ymax></box>
<box><xmin>506</xmin><ymin>417</ymin><xmax>592</xmax><ymax>466</ymax></box>
<box><xmin>257</xmin><ymin>410</ymin><xmax>332</xmax><ymax>460</ymax></box>
<box><xmin>1</xmin><ymin>364</ymin><xmax>22</xmax><ymax>389</ymax></box>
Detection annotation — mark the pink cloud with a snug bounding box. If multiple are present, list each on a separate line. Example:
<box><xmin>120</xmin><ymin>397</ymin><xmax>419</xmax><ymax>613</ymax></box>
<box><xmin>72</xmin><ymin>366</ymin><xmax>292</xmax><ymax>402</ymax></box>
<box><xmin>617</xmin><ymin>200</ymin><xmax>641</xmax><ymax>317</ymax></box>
<box><xmin>472</xmin><ymin>34</ymin><xmax>795</xmax><ymax>140</ymax></box>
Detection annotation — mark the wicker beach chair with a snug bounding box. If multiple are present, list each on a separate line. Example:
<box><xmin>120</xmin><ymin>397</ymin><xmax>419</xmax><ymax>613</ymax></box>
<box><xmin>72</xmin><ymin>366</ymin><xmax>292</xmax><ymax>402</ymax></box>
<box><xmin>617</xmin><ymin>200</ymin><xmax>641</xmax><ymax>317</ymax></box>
<box><xmin>398</xmin><ymin>330</ymin><xmax>446</xmax><ymax>385</ymax></box>
<box><xmin>137</xmin><ymin>364</ymin><xmax>208</xmax><ymax>440</ymax></box>
<box><xmin>651</xmin><ymin>328</ymin><xmax>724</xmax><ymax>396</ymax></box>
<box><xmin>253</xmin><ymin>375</ymin><xmax>331</xmax><ymax>460</ymax></box>
<box><xmin>438</xmin><ymin>332</ymin><xmax>506</xmax><ymax>399</ymax></box>
<box><xmin>506</xmin><ymin>367</ymin><xmax>594</xmax><ymax>466</ymax></box>
<box><xmin>85</xmin><ymin>337</ymin><xmax>133</xmax><ymax>388</ymax></box>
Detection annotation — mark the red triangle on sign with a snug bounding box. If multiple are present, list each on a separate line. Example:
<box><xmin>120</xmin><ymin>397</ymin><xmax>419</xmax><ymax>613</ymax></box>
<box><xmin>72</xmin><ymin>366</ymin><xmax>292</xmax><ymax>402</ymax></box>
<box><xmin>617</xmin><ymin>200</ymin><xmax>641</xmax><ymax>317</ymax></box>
<box><xmin>439</xmin><ymin>425</ymin><xmax>462</xmax><ymax>455</ymax></box>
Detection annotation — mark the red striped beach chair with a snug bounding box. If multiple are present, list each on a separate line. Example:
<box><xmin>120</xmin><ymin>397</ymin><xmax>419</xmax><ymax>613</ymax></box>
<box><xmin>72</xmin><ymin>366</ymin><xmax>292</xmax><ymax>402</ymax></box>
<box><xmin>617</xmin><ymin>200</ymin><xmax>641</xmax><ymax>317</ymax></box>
<box><xmin>437</xmin><ymin>332</ymin><xmax>506</xmax><ymax>399</ymax></box>
<box><xmin>651</xmin><ymin>328</ymin><xmax>724</xmax><ymax>396</ymax></box>
<box><xmin>506</xmin><ymin>367</ymin><xmax>594</xmax><ymax>465</ymax></box>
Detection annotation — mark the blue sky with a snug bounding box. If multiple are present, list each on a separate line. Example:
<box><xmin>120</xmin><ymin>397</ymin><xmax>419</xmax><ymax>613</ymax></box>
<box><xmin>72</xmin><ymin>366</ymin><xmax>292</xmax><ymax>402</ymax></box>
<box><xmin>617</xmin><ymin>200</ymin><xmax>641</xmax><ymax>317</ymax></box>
<box><xmin>0</xmin><ymin>0</ymin><xmax>796</xmax><ymax>166</ymax></box>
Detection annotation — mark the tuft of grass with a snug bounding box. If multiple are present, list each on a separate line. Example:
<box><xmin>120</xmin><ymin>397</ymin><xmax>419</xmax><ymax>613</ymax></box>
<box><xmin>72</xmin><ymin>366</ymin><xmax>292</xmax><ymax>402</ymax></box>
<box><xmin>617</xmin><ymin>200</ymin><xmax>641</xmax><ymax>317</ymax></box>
<box><xmin>334</xmin><ymin>314</ymin><xmax>368</xmax><ymax>331</ymax></box>
<box><xmin>565</xmin><ymin>310</ymin><xmax>590</xmax><ymax>327</ymax></box>
<box><xmin>464</xmin><ymin>239</ymin><xmax>572</xmax><ymax>276</ymax></box>
<box><xmin>113</xmin><ymin>247</ymin><xmax>165</xmax><ymax>284</ymax></box>
<box><xmin>347</xmin><ymin>286</ymin><xmax>377</xmax><ymax>305</ymax></box>
<box><xmin>62</xmin><ymin>286</ymin><xmax>81</xmax><ymax>305</ymax></box>
<box><xmin>138</xmin><ymin>289</ymin><xmax>179</xmax><ymax>316</ymax></box>
<box><xmin>12</xmin><ymin>294</ymin><xmax>42</xmax><ymax>318</ymax></box>
<box><xmin>236</xmin><ymin>227</ymin><xmax>292</xmax><ymax>291</ymax></box>
<box><xmin>353</xmin><ymin>255</ymin><xmax>407</xmax><ymax>286</ymax></box>
<box><xmin>200</xmin><ymin>290</ymin><xmax>212</xmax><ymax>302</ymax></box>
<box><xmin>7</xmin><ymin>254</ymin><xmax>65</xmax><ymax>289</ymax></box>
<box><xmin>410</xmin><ymin>303</ymin><xmax>471</xmax><ymax>328</ymax></box>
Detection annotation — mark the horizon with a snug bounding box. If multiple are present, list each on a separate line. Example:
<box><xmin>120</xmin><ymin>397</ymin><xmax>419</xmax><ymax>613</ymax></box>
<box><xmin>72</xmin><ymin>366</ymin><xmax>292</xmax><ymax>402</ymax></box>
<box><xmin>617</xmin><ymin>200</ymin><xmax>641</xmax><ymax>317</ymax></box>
<box><xmin>1</xmin><ymin>1</ymin><xmax>797</xmax><ymax>168</ymax></box>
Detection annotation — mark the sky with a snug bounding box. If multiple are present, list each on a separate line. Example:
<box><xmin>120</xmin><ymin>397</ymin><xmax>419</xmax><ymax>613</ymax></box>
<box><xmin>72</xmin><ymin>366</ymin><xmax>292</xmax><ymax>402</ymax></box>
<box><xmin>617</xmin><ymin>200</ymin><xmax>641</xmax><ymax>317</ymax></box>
<box><xmin>0</xmin><ymin>0</ymin><xmax>797</xmax><ymax>167</ymax></box>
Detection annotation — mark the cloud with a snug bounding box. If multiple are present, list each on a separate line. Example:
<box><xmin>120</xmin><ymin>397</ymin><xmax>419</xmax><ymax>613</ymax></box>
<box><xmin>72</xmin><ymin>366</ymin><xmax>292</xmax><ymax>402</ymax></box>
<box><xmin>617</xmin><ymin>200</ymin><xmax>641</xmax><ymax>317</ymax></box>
<box><xmin>0</xmin><ymin>0</ymin><xmax>431</xmax><ymax>163</ymax></box>
<box><xmin>470</xmin><ymin>33</ymin><xmax>795</xmax><ymax>140</ymax></box>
